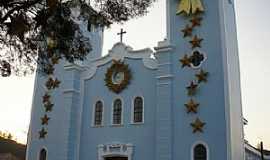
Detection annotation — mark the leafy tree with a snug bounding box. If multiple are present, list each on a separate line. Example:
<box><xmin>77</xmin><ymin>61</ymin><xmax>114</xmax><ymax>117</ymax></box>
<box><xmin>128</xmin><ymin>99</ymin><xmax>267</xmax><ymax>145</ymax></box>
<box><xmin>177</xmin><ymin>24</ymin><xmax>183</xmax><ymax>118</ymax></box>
<box><xmin>0</xmin><ymin>0</ymin><xmax>156</xmax><ymax>77</ymax></box>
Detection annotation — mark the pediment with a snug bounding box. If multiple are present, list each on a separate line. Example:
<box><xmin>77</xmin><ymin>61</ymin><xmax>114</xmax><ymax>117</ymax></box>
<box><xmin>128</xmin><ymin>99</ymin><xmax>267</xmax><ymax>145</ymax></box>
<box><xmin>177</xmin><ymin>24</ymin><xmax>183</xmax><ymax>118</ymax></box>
<box><xmin>82</xmin><ymin>43</ymin><xmax>158</xmax><ymax>80</ymax></box>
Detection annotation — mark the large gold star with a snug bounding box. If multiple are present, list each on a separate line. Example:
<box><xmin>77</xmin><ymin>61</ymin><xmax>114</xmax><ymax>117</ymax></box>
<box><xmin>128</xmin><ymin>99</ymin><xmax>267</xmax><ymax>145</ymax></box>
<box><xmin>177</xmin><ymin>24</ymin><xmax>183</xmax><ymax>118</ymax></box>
<box><xmin>186</xmin><ymin>81</ymin><xmax>198</xmax><ymax>96</ymax></box>
<box><xmin>190</xmin><ymin>118</ymin><xmax>206</xmax><ymax>133</ymax></box>
<box><xmin>41</xmin><ymin>114</ymin><xmax>50</xmax><ymax>125</ymax></box>
<box><xmin>190</xmin><ymin>16</ymin><xmax>203</xmax><ymax>28</ymax></box>
<box><xmin>196</xmin><ymin>69</ymin><xmax>209</xmax><ymax>83</ymax></box>
<box><xmin>181</xmin><ymin>25</ymin><xmax>193</xmax><ymax>38</ymax></box>
<box><xmin>39</xmin><ymin>127</ymin><xmax>47</xmax><ymax>139</ymax></box>
<box><xmin>179</xmin><ymin>54</ymin><xmax>191</xmax><ymax>68</ymax></box>
<box><xmin>185</xmin><ymin>99</ymin><xmax>200</xmax><ymax>113</ymax></box>
<box><xmin>189</xmin><ymin>35</ymin><xmax>203</xmax><ymax>49</ymax></box>
<box><xmin>44</xmin><ymin>102</ymin><xmax>54</xmax><ymax>112</ymax></box>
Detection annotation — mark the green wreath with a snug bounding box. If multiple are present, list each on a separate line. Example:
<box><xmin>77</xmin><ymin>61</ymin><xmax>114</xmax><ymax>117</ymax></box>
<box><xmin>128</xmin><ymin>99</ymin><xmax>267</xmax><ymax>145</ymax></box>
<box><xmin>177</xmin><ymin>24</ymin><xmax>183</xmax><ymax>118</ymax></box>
<box><xmin>105</xmin><ymin>60</ymin><xmax>132</xmax><ymax>94</ymax></box>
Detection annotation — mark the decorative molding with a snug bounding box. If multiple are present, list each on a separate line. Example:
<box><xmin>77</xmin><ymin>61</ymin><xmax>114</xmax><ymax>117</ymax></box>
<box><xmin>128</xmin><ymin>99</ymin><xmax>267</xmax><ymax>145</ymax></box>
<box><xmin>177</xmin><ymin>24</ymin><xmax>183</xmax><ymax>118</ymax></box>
<box><xmin>82</xmin><ymin>43</ymin><xmax>158</xmax><ymax>80</ymax></box>
<box><xmin>156</xmin><ymin>74</ymin><xmax>174</xmax><ymax>80</ymax></box>
<box><xmin>62</xmin><ymin>89</ymin><xmax>80</xmax><ymax>94</ymax></box>
<box><xmin>64</xmin><ymin>62</ymin><xmax>85</xmax><ymax>71</ymax></box>
<box><xmin>189</xmin><ymin>49</ymin><xmax>208</xmax><ymax>69</ymax></box>
<box><xmin>154</xmin><ymin>39</ymin><xmax>174</xmax><ymax>53</ymax></box>
<box><xmin>98</xmin><ymin>142</ymin><xmax>133</xmax><ymax>160</ymax></box>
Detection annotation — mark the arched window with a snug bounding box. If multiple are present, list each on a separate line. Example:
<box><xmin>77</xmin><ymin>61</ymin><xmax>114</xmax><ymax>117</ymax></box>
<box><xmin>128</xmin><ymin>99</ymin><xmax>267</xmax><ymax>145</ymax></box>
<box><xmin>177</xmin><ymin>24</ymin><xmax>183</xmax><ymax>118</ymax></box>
<box><xmin>39</xmin><ymin>148</ymin><xmax>47</xmax><ymax>160</ymax></box>
<box><xmin>113</xmin><ymin>99</ymin><xmax>122</xmax><ymax>125</ymax></box>
<box><xmin>94</xmin><ymin>101</ymin><xmax>103</xmax><ymax>126</ymax></box>
<box><xmin>194</xmin><ymin>144</ymin><xmax>207</xmax><ymax>160</ymax></box>
<box><xmin>133</xmin><ymin>97</ymin><xmax>143</xmax><ymax>123</ymax></box>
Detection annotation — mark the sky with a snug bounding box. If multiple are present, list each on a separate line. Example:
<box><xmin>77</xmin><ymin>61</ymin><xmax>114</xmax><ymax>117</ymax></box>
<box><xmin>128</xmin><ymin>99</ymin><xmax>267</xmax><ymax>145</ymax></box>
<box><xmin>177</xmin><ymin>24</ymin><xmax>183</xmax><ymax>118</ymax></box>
<box><xmin>0</xmin><ymin>0</ymin><xmax>270</xmax><ymax>150</ymax></box>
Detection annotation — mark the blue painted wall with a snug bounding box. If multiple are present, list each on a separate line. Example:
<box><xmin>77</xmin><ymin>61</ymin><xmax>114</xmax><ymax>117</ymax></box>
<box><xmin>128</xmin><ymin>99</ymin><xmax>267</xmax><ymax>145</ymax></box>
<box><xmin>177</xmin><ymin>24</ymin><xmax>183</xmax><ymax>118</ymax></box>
<box><xmin>79</xmin><ymin>59</ymin><xmax>156</xmax><ymax>160</ymax></box>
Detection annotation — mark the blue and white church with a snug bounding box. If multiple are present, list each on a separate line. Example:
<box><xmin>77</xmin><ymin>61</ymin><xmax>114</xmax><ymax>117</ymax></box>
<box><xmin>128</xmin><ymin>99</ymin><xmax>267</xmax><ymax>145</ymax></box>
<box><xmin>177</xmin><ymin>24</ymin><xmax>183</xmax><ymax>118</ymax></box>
<box><xmin>26</xmin><ymin>0</ymin><xmax>246</xmax><ymax>160</ymax></box>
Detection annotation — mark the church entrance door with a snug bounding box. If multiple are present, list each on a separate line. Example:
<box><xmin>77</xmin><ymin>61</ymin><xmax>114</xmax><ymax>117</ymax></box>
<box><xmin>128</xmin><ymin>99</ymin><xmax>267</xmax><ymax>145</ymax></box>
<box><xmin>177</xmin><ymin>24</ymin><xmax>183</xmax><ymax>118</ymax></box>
<box><xmin>105</xmin><ymin>157</ymin><xmax>128</xmax><ymax>160</ymax></box>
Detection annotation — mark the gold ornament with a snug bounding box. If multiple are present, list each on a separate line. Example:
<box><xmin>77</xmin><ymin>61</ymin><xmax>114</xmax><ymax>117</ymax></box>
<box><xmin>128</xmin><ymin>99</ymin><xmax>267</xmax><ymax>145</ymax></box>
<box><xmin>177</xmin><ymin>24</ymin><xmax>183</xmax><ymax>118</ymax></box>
<box><xmin>44</xmin><ymin>102</ymin><xmax>54</xmax><ymax>112</ymax></box>
<box><xmin>41</xmin><ymin>114</ymin><xmax>50</xmax><ymax>125</ymax></box>
<box><xmin>42</xmin><ymin>93</ymin><xmax>51</xmax><ymax>103</ymax></box>
<box><xmin>186</xmin><ymin>81</ymin><xmax>198</xmax><ymax>96</ymax></box>
<box><xmin>196</xmin><ymin>69</ymin><xmax>209</xmax><ymax>83</ymax></box>
<box><xmin>45</xmin><ymin>77</ymin><xmax>61</xmax><ymax>90</ymax></box>
<box><xmin>181</xmin><ymin>25</ymin><xmax>193</xmax><ymax>37</ymax></box>
<box><xmin>190</xmin><ymin>16</ymin><xmax>203</xmax><ymax>27</ymax></box>
<box><xmin>179</xmin><ymin>54</ymin><xmax>191</xmax><ymax>68</ymax></box>
<box><xmin>176</xmin><ymin>0</ymin><xmax>205</xmax><ymax>16</ymax></box>
<box><xmin>39</xmin><ymin>127</ymin><xmax>47</xmax><ymax>139</ymax></box>
<box><xmin>105</xmin><ymin>60</ymin><xmax>132</xmax><ymax>94</ymax></box>
<box><xmin>189</xmin><ymin>35</ymin><xmax>203</xmax><ymax>49</ymax></box>
<box><xmin>190</xmin><ymin>118</ymin><xmax>206</xmax><ymax>133</ymax></box>
<box><xmin>185</xmin><ymin>99</ymin><xmax>199</xmax><ymax>113</ymax></box>
<box><xmin>51</xmin><ymin>55</ymin><xmax>60</xmax><ymax>64</ymax></box>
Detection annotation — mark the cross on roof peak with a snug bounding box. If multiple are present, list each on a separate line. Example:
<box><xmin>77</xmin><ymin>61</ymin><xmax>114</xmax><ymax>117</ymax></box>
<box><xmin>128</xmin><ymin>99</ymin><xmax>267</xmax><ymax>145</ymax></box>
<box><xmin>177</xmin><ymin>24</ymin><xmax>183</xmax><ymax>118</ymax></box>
<box><xmin>117</xmin><ymin>28</ymin><xmax>127</xmax><ymax>43</ymax></box>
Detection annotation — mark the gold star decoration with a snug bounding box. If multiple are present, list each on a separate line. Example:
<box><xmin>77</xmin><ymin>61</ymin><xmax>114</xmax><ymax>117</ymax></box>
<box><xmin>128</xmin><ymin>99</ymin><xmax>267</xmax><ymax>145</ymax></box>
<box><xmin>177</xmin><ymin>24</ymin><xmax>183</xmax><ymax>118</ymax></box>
<box><xmin>185</xmin><ymin>99</ymin><xmax>200</xmax><ymax>113</ymax></box>
<box><xmin>189</xmin><ymin>35</ymin><xmax>203</xmax><ymax>49</ymax></box>
<box><xmin>190</xmin><ymin>118</ymin><xmax>206</xmax><ymax>133</ymax></box>
<box><xmin>39</xmin><ymin>127</ymin><xmax>47</xmax><ymax>139</ymax></box>
<box><xmin>181</xmin><ymin>25</ymin><xmax>193</xmax><ymax>37</ymax></box>
<box><xmin>45</xmin><ymin>77</ymin><xmax>61</xmax><ymax>90</ymax></box>
<box><xmin>44</xmin><ymin>64</ymin><xmax>55</xmax><ymax>75</ymax></box>
<box><xmin>186</xmin><ymin>81</ymin><xmax>198</xmax><ymax>96</ymax></box>
<box><xmin>41</xmin><ymin>114</ymin><xmax>50</xmax><ymax>125</ymax></box>
<box><xmin>44</xmin><ymin>102</ymin><xmax>54</xmax><ymax>112</ymax></box>
<box><xmin>51</xmin><ymin>55</ymin><xmax>60</xmax><ymax>64</ymax></box>
<box><xmin>42</xmin><ymin>93</ymin><xmax>51</xmax><ymax>103</ymax></box>
<box><xmin>190</xmin><ymin>16</ymin><xmax>203</xmax><ymax>28</ymax></box>
<box><xmin>179</xmin><ymin>54</ymin><xmax>191</xmax><ymax>68</ymax></box>
<box><xmin>196</xmin><ymin>69</ymin><xmax>209</xmax><ymax>83</ymax></box>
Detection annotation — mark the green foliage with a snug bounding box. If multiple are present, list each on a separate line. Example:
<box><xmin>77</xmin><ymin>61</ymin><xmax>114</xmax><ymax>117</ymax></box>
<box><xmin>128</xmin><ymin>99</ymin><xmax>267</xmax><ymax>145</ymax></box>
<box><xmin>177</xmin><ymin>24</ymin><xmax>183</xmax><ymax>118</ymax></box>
<box><xmin>0</xmin><ymin>0</ymin><xmax>156</xmax><ymax>76</ymax></box>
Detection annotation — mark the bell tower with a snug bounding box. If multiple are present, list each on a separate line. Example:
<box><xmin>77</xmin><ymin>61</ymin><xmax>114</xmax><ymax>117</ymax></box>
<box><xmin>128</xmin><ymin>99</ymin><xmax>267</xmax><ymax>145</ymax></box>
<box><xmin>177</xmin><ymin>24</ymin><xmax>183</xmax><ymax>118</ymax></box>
<box><xmin>164</xmin><ymin>0</ymin><xmax>244</xmax><ymax>159</ymax></box>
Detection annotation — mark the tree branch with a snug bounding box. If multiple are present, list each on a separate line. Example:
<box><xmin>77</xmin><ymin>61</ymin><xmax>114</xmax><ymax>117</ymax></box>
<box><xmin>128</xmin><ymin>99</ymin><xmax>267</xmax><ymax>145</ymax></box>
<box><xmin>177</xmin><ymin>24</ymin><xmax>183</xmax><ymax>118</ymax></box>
<box><xmin>0</xmin><ymin>0</ymin><xmax>43</xmax><ymax>23</ymax></box>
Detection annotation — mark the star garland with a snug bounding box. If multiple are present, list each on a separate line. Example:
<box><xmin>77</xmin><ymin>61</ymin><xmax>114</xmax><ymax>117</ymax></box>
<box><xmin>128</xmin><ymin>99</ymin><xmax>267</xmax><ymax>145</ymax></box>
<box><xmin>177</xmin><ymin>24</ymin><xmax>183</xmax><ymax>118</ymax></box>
<box><xmin>177</xmin><ymin>0</ymin><xmax>209</xmax><ymax>134</ymax></box>
<box><xmin>39</xmin><ymin>43</ymin><xmax>61</xmax><ymax>140</ymax></box>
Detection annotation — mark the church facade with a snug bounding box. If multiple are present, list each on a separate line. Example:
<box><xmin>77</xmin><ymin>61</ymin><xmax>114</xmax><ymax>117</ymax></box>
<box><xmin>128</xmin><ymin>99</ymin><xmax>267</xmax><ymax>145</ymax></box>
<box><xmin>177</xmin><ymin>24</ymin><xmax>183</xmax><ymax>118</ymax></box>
<box><xmin>26</xmin><ymin>0</ymin><xmax>245</xmax><ymax>160</ymax></box>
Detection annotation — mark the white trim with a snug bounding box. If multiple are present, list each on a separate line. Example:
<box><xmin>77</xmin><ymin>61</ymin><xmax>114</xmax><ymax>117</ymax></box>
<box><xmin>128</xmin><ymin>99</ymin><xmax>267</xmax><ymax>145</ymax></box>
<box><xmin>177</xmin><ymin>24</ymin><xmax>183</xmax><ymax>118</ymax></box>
<box><xmin>130</xmin><ymin>95</ymin><xmax>145</xmax><ymax>125</ymax></box>
<box><xmin>82</xmin><ymin>43</ymin><xmax>158</xmax><ymax>80</ymax></box>
<box><xmin>91</xmin><ymin>99</ymin><xmax>105</xmax><ymax>127</ymax></box>
<box><xmin>191</xmin><ymin>141</ymin><xmax>209</xmax><ymax>160</ymax></box>
<box><xmin>111</xmin><ymin>97</ymin><xmax>124</xmax><ymax>126</ymax></box>
<box><xmin>37</xmin><ymin>147</ymin><xmax>48</xmax><ymax>160</ymax></box>
<box><xmin>98</xmin><ymin>142</ymin><xmax>133</xmax><ymax>160</ymax></box>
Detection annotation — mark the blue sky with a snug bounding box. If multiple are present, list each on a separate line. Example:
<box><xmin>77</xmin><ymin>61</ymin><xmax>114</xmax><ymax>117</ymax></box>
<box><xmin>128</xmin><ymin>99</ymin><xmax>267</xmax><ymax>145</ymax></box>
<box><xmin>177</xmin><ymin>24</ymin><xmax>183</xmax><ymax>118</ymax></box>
<box><xmin>0</xmin><ymin>0</ymin><xmax>269</xmax><ymax>149</ymax></box>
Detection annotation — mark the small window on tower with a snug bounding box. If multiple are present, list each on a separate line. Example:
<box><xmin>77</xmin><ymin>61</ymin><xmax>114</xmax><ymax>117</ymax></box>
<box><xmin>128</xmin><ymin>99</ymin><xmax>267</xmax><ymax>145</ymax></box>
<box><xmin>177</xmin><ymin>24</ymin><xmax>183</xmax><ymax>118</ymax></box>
<box><xmin>113</xmin><ymin>99</ymin><xmax>122</xmax><ymax>125</ymax></box>
<box><xmin>133</xmin><ymin>97</ymin><xmax>143</xmax><ymax>123</ymax></box>
<box><xmin>194</xmin><ymin>144</ymin><xmax>207</xmax><ymax>160</ymax></box>
<box><xmin>39</xmin><ymin>148</ymin><xmax>47</xmax><ymax>160</ymax></box>
<box><xmin>94</xmin><ymin>101</ymin><xmax>103</xmax><ymax>126</ymax></box>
